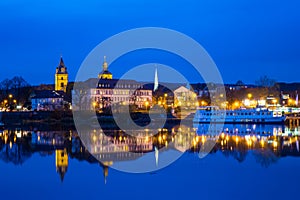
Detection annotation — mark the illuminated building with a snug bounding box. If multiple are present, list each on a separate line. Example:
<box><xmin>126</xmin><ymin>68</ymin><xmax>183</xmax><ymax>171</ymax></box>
<box><xmin>84</xmin><ymin>57</ymin><xmax>152</xmax><ymax>110</ymax></box>
<box><xmin>55</xmin><ymin>56</ymin><xmax>68</xmax><ymax>93</ymax></box>
<box><xmin>55</xmin><ymin>149</ymin><xmax>68</xmax><ymax>182</ymax></box>
<box><xmin>31</xmin><ymin>90</ymin><xmax>65</xmax><ymax>111</ymax></box>
<box><xmin>174</xmin><ymin>86</ymin><xmax>198</xmax><ymax>108</ymax></box>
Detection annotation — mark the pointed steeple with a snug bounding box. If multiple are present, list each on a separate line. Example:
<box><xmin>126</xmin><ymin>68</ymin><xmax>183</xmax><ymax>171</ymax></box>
<box><xmin>59</xmin><ymin>56</ymin><xmax>65</xmax><ymax>68</ymax></box>
<box><xmin>185</xmin><ymin>82</ymin><xmax>191</xmax><ymax>90</ymax></box>
<box><xmin>154</xmin><ymin>67</ymin><xmax>158</xmax><ymax>91</ymax></box>
<box><xmin>103</xmin><ymin>55</ymin><xmax>108</xmax><ymax>71</ymax></box>
<box><xmin>155</xmin><ymin>146</ymin><xmax>159</xmax><ymax>167</ymax></box>
<box><xmin>56</xmin><ymin>56</ymin><xmax>67</xmax><ymax>74</ymax></box>
<box><xmin>57</xmin><ymin>167</ymin><xmax>67</xmax><ymax>182</ymax></box>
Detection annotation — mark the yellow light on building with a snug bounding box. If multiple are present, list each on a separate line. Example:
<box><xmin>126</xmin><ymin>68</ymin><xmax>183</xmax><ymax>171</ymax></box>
<box><xmin>201</xmin><ymin>136</ymin><xmax>206</xmax><ymax>143</ymax></box>
<box><xmin>235</xmin><ymin>136</ymin><xmax>239</xmax><ymax>143</ymax></box>
<box><xmin>247</xmin><ymin>93</ymin><xmax>252</xmax><ymax>99</ymax></box>
<box><xmin>234</xmin><ymin>101</ymin><xmax>240</xmax><ymax>107</ymax></box>
<box><xmin>55</xmin><ymin>149</ymin><xmax>68</xmax><ymax>182</ymax></box>
<box><xmin>260</xmin><ymin>140</ymin><xmax>265</xmax><ymax>147</ymax></box>
<box><xmin>243</xmin><ymin>99</ymin><xmax>250</xmax><ymax>107</ymax></box>
<box><xmin>273</xmin><ymin>140</ymin><xmax>278</xmax><ymax>148</ymax></box>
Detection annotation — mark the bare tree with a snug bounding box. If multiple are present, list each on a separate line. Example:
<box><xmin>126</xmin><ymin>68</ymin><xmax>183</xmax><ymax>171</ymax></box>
<box><xmin>11</xmin><ymin>76</ymin><xmax>30</xmax><ymax>89</ymax></box>
<box><xmin>72</xmin><ymin>81</ymin><xmax>91</xmax><ymax>110</ymax></box>
<box><xmin>255</xmin><ymin>75</ymin><xmax>276</xmax><ymax>87</ymax></box>
<box><xmin>0</xmin><ymin>78</ymin><xmax>13</xmax><ymax>95</ymax></box>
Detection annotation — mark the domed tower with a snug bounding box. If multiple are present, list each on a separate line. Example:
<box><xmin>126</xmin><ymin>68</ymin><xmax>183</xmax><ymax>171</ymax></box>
<box><xmin>98</xmin><ymin>56</ymin><xmax>113</xmax><ymax>79</ymax></box>
<box><xmin>55</xmin><ymin>56</ymin><xmax>68</xmax><ymax>92</ymax></box>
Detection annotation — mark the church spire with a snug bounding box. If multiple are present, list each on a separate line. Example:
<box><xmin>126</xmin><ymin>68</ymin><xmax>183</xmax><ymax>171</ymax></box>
<box><xmin>58</xmin><ymin>55</ymin><xmax>65</xmax><ymax>68</ymax></box>
<box><xmin>103</xmin><ymin>55</ymin><xmax>108</xmax><ymax>71</ymax></box>
<box><xmin>154</xmin><ymin>66</ymin><xmax>158</xmax><ymax>91</ymax></box>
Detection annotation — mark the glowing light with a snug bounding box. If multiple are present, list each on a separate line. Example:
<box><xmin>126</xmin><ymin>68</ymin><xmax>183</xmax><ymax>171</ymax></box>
<box><xmin>158</xmin><ymin>135</ymin><xmax>162</xmax><ymax>142</ymax></box>
<box><xmin>260</xmin><ymin>140</ymin><xmax>265</xmax><ymax>147</ymax></box>
<box><xmin>243</xmin><ymin>99</ymin><xmax>250</xmax><ymax>107</ymax></box>
<box><xmin>221</xmin><ymin>132</ymin><xmax>225</xmax><ymax>139</ymax></box>
<box><xmin>235</xmin><ymin>137</ymin><xmax>239</xmax><ymax>143</ymax></box>
<box><xmin>201</xmin><ymin>136</ymin><xmax>206</xmax><ymax>143</ymax></box>
<box><xmin>234</xmin><ymin>101</ymin><xmax>240</xmax><ymax>107</ymax></box>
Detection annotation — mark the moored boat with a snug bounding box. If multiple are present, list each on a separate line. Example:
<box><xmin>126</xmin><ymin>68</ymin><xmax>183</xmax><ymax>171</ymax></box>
<box><xmin>193</xmin><ymin>106</ymin><xmax>285</xmax><ymax>124</ymax></box>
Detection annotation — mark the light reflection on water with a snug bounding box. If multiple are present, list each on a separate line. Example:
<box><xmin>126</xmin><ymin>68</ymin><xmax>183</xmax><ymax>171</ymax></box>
<box><xmin>1</xmin><ymin>124</ymin><xmax>300</xmax><ymax>199</ymax></box>
<box><xmin>1</xmin><ymin>124</ymin><xmax>300</xmax><ymax>175</ymax></box>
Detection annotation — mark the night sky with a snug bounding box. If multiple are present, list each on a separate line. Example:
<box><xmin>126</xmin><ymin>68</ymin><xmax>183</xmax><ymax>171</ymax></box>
<box><xmin>1</xmin><ymin>0</ymin><xmax>300</xmax><ymax>85</ymax></box>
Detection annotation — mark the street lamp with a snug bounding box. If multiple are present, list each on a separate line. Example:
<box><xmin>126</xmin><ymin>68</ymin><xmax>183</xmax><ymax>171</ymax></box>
<box><xmin>145</xmin><ymin>101</ymin><xmax>149</xmax><ymax>110</ymax></box>
<box><xmin>247</xmin><ymin>93</ymin><xmax>252</xmax><ymax>99</ymax></box>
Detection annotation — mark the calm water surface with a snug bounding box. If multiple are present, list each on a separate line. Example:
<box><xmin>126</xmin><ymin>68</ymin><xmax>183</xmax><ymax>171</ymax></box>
<box><xmin>1</xmin><ymin>124</ymin><xmax>300</xmax><ymax>200</ymax></box>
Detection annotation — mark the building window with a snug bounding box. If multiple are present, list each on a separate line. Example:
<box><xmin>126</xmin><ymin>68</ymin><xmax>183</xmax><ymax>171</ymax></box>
<box><xmin>61</xmin><ymin>77</ymin><xmax>63</xmax><ymax>80</ymax></box>
<box><xmin>61</xmin><ymin>83</ymin><xmax>64</xmax><ymax>87</ymax></box>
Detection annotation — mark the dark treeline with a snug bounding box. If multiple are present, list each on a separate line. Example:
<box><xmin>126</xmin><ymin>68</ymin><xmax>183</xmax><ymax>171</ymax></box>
<box><xmin>0</xmin><ymin>76</ymin><xmax>57</xmax><ymax>108</ymax></box>
<box><xmin>0</xmin><ymin>76</ymin><xmax>32</xmax><ymax>106</ymax></box>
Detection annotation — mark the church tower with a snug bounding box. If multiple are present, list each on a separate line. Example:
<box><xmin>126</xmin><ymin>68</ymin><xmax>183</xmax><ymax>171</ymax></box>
<box><xmin>55</xmin><ymin>56</ymin><xmax>68</xmax><ymax>92</ymax></box>
<box><xmin>55</xmin><ymin>149</ymin><xmax>68</xmax><ymax>182</ymax></box>
<box><xmin>98</xmin><ymin>56</ymin><xmax>113</xmax><ymax>79</ymax></box>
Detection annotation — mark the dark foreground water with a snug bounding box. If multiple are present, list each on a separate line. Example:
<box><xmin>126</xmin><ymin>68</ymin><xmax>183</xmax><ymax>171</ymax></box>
<box><xmin>1</xmin><ymin>124</ymin><xmax>300</xmax><ymax>200</ymax></box>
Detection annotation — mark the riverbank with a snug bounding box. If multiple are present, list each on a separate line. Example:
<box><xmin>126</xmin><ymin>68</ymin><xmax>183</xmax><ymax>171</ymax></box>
<box><xmin>0</xmin><ymin>111</ymin><xmax>187</xmax><ymax>129</ymax></box>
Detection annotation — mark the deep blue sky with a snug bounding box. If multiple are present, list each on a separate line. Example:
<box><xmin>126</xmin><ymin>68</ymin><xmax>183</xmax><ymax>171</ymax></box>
<box><xmin>1</xmin><ymin>0</ymin><xmax>300</xmax><ymax>85</ymax></box>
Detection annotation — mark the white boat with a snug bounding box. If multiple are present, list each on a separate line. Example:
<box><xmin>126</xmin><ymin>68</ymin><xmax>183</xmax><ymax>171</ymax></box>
<box><xmin>193</xmin><ymin>106</ymin><xmax>286</xmax><ymax>124</ymax></box>
<box><xmin>194</xmin><ymin>123</ymin><xmax>283</xmax><ymax>136</ymax></box>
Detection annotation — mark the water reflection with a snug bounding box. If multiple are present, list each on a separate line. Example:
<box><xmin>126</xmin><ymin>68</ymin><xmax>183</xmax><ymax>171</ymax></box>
<box><xmin>1</xmin><ymin>124</ymin><xmax>300</xmax><ymax>182</ymax></box>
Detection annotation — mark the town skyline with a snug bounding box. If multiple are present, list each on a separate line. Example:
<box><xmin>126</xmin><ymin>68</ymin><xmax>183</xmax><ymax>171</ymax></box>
<box><xmin>1</xmin><ymin>55</ymin><xmax>299</xmax><ymax>87</ymax></box>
